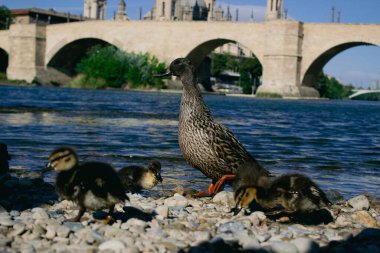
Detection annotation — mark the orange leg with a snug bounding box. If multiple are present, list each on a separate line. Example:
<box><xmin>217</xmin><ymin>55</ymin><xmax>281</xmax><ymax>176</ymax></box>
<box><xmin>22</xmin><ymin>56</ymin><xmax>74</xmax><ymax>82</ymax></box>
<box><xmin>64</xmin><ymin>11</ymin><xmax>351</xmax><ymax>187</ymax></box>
<box><xmin>213</xmin><ymin>174</ymin><xmax>236</xmax><ymax>193</ymax></box>
<box><xmin>193</xmin><ymin>174</ymin><xmax>236</xmax><ymax>198</ymax></box>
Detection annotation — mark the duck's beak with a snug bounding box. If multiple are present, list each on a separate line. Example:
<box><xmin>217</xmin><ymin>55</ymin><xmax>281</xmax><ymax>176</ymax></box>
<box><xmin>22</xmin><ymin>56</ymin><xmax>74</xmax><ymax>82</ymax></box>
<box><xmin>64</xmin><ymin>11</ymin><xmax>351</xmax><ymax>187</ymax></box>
<box><xmin>41</xmin><ymin>162</ymin><xmax>53</xmax><ymax>173</ymax></box>
<box><xmin>153</xmin><ymin>70</ymin><xmax>172</xmax><ymax>77</ymax></box>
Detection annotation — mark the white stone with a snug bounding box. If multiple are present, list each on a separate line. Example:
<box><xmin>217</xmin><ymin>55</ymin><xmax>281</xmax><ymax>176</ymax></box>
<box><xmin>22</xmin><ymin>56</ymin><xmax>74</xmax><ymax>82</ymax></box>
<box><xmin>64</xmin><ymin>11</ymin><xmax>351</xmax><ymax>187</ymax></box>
<box><xmin>164</xmin><ymin>193</ymin><xmax>188</xmax><ymax>207</ymax></box>
<box><xmin>98</xmin><ymin>239</ymin><xmax>126</xmax><ymax>252</ymax></box>
<box><xmin>291</xmin><ymin>237</ymin><xmax>319</xmax><ymax>253</ymax></box>
<box><xmin>32</xmin><ymin>208</ymin><xmax>49</xmax><ymax>220</ymax></box>
<box><xmin>0</xmin><ymin>218</ymin><xmax>15</xmax><ymax>227</ymax></box>
<box><xmin>45</xmin><ymin>225</ymin><xmax>57</xmax><ymax>240</ymax></box>
<box><xmin>193</xmin><ymin>231</ymin><xmax>211</xmax><ymax>242</ymax></box>
<box><xmin>212</xmin><ymin>191</ymin><xmax>235</xmax><ymax>207</ymax></box>
<box><xmin>270</xmin><ymin>242</ymin><xmax>299</xmax><ymax>253</ymax></box>
<box><xmin>348</xmin><ymin>195</ymin><xmax>370</xmax><ymax>211</ymax></box>
<box><xmin>155</xmin><ymin>205</ymin><xmax>169</xmax><ymax>218</ymax></box>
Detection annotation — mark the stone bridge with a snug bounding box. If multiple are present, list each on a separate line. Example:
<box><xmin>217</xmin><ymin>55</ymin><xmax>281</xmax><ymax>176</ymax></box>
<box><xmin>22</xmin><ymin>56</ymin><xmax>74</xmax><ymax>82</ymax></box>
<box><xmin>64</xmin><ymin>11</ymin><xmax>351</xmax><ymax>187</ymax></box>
<box><xmin>0</xmin><ymin>20</ymin><xmax>379</xmax><ymax>97</ymax></box>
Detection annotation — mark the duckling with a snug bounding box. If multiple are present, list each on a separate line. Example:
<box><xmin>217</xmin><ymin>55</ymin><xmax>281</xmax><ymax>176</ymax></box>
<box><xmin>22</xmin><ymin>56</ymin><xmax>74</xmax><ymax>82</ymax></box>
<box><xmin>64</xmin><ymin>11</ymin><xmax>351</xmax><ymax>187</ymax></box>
<box><xmin>117</xmin><ymin>160</ymin><xmax>162</xmax><ymax>193</ymax></box>
<box><xmin>155</xmin><ymin>58</ymin><xmax>270</xmax><ymax>197</ymax></box>
<box><xmin>234</xmin><ymin>173</ymin><xmax>331</xmax><ymax>215</ymax></box>
<box><xmin>42</xmin><ymin>147</ymin><xmax>128</xmax><ymax>222</ymax></box>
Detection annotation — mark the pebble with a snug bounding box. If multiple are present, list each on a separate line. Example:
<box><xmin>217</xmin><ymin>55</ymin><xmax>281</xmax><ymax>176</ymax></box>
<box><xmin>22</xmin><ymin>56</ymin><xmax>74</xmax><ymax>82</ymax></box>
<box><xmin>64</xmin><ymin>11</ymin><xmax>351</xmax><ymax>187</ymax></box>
<box><xmin>31</xmin><ymin>208</ymin><xmax>49</xmax><ymax>220</ymax></box>
<box><xmin>270</xmin><ymin>242</ymin><xmax>299</xmax><ymax>253</ymax></box>
<box><xmin>348</xmin><ymin>195</ymin><xmax>370</xmax><ymax>211</ymax></box>
<box><xmin>98</xmin><ymin>239</ymin><xmax>126</xmax><ymax>252</ymax></box>
<box><xmin>164</xmin><ymin>193</ymin><xmax>189</xmax><ymax>207</ymax></box>
<box><xmin>219</xmin><ymin>221</ymin><xmax>245</xmax><ymax>234</ymax></box>
<box><xmin>155</xmin><ymin>205</ymin><xmax>169</xmax><ymax>218</ymax></box>
<box><xmin>212</xmin><ymin>191</ymin><xmax>235</xmax><ymax>207</ymax></box>
<box><xmin>257</xmin><ymin>233</ymin><xmax>272</xmax><ymax>243</ymax></box>
<box><xmin>292</xmin><ymin>237</ymin><xmax>320</xmax><ymax>253</ymax></box>
<box><xmin>0</xmin><ymin>218</ymin><xmax>15</xmax><ymax>227</ymax></box>
<box><xmin>0</xmin><ymin>173</ymin><xmax>379</xmax><ymax>253</ymax></box>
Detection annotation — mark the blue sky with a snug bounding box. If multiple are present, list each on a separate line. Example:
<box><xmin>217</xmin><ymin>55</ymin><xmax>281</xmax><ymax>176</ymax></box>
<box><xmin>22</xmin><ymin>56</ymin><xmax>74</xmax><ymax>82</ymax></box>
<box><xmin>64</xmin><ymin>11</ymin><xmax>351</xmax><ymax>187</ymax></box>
<box><xmin>2</xmin><ymin>0</ymin><xmax>379</xmax><ymax>87</ymax></box>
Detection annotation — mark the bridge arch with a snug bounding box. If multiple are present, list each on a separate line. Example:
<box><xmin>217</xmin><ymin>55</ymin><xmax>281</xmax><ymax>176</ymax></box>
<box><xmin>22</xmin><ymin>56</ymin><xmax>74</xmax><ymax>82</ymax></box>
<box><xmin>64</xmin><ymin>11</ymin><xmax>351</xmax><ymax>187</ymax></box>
<box><xmin>185</xmin><ymin>38</ymin><xmax>263</xmax><ymax>91</ymax></box>
<box><xmin>301</xmin><ymin>42</ymin><xmax>379</xmax><ymax>88</ymax></box>
<box><xmin>0</xmin><ymin>47</ymin><xmax>9</xmax><ymax>74</ymax></box>
<box><xmin>186</xmin><ymin>38</ymin><xmax>263</xmax><ymax>68</ymax></box>
<box><xmin>47</xmin><ymin>38</ymin><xmax>123</xmax><ymax>76</ymax></box>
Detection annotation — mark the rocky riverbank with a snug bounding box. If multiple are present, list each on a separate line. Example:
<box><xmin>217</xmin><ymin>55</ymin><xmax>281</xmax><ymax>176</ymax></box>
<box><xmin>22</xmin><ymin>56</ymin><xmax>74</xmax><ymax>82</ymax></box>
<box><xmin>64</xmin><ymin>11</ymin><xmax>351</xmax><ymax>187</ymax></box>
<box><xmin>1</xmin><ymin>173</ymin><xmax>380</xmax><ymax>253</ymax></box>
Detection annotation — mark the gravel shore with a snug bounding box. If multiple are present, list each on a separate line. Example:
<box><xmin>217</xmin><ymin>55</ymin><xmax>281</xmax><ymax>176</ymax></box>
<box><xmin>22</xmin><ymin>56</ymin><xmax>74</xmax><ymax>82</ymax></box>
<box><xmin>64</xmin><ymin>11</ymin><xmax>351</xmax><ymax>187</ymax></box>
<box><xmin>1</xmin><ymin>173</ymin><xmax>380</xmax><ymax>253</ymax></box>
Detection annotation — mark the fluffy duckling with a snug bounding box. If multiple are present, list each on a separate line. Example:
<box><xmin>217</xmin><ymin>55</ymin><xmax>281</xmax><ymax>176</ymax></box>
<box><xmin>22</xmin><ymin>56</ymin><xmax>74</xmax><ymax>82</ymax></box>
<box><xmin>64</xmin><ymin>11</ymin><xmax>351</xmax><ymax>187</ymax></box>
<box><xmin>234</xmin><ymin>173</ymin><xmax>331</xmax><ymax>215</ymax></box>
<box><xmin>155</xmin><ymin>58</ymin><xmax>270</xmax><ymax>197</ymax></box>
<box><xmin>43</xmin><ymin>147</ymin><xmax>128</xmax><ymax>222</ymax></box>
<box><xmin>117</xmin><ymin>160</ymin><xmax>162</xmax><ymax>193</ymax></box>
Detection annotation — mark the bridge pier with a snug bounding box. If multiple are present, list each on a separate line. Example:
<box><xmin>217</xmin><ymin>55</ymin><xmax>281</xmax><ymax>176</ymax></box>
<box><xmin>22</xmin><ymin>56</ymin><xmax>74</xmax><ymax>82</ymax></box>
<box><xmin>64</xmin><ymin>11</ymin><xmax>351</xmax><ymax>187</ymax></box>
<box><xmin>257</xmin><ymin>20</ymin><xmax>319</xmax><ymax>98</ymax></box>
<box><xmin>6</xmin><ymin>24</ymin><xmax>47</xmax><ymax>83</ymax></box>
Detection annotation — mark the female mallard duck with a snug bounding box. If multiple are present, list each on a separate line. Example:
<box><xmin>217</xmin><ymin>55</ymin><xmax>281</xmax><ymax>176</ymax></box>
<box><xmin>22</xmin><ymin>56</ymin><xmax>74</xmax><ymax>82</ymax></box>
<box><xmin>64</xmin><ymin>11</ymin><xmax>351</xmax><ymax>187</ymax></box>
<box><xmin>234</xmin><ymin>173</ymin><xmax>331</xmax><ymax>215</ymax></box>
<box><xmin>118</xmin><ymin>160</ymin><xmax>162</xmax><ymax>193</ymax></box>
<box><xmin>42</xmin><ymin>147</ymin><xmax>128</xmax><ymax>222</ymax></box>
<box><xmin>156</xmin><ymin>58</ymin><xmax>270</xmax><ymax>196</ymax></box>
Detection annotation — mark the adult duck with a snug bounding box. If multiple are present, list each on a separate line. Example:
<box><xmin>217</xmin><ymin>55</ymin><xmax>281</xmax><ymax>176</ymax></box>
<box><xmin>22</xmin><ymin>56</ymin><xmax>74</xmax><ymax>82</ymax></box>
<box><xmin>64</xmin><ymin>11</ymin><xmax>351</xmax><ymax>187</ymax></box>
<box><xmin>156</xmin><ymin>58</ymin><xmax>270</xmax><ymax>196</ymax></box>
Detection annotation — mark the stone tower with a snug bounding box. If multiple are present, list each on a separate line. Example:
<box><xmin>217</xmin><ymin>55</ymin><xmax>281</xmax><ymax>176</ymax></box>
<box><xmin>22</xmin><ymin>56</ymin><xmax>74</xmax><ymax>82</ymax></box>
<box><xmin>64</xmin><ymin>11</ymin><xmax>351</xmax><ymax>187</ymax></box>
<box><xmin>115</xmin><ymin>0</ymin><xmax>129</xmax><ymax>21</ymax></box>
<box><xmin>155</xmin><ymin>0</ymin><xmax>173</xmax><ymax>20</ymax></box>
<box><xmin>204</xmin><ymin>0</ymin><xmax>215</xmax><ymax>21</ymax></box>
<box><xmin>84</xmin><ymin>0</ymin><xmax>107</xmax><ymax>20</ymax></box>
<box><xmin>266</xmin><ymin>0</ymin><xmax>283</xmax><ymax>20</ymax></box>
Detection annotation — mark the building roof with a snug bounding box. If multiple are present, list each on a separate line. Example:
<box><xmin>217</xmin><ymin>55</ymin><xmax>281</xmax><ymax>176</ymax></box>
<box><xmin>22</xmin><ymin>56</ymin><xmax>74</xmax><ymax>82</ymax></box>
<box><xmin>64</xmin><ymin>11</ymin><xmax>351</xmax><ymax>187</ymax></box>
<box><xmin>11</xmin><ymin>8</ymin><xmax>84</xmax><ymax>21</ymax></box>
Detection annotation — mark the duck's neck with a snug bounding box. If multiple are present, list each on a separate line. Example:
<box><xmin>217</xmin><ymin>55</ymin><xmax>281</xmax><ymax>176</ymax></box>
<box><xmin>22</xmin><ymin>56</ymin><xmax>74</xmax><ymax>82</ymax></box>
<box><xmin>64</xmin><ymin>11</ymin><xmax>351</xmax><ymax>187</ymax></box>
<box><xmin>179</xmin><ymin>71</ymin><xmax>212</xmax><ymax>121</ymax></box>
<box><xmin>56</xmin><ymin>168</ymin><xmax>78</xmax><ymax>191</ymax></box>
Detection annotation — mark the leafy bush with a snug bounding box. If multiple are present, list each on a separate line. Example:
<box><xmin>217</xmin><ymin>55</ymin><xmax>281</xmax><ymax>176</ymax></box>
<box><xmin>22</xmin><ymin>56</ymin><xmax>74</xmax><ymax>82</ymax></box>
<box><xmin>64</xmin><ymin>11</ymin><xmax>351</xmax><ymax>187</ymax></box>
<box><xmin>0</xmin><ymin>6</ymin><xmax>12</xmax><ymax>30</ymax></box>
<box><xmin>0</xmin><ymin>72</ymin><xmax>6</xmax><ymax>80</ymax></box>
<box><xmin>317</xmin><ymin>72</ymin><xmax>353</xmax><ymax>99</ymax></box>
<box><xmin>75</xmin><ymin>46</ymin><xmax>166</xmax><ymax>89</ymax></box>
<box><xmin>211</xmin><ymin>53</ymin><xmax>262</xmax><ymax>94</ymax></box>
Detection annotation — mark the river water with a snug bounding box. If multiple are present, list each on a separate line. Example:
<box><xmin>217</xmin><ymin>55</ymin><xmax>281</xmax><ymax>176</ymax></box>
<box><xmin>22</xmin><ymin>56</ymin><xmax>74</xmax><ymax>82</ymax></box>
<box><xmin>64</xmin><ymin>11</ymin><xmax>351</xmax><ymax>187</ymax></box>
<box><xmin>1</xmin><ymin>84</ymin><xmax>379</xmax><ymax>199</ymax></box>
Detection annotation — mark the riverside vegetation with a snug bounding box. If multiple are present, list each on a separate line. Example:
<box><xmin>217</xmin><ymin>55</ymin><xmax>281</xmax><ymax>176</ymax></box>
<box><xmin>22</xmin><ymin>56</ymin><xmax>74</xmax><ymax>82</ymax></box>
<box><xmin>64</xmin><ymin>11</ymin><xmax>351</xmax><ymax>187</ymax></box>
<box><xmin>70</xmin><ymin>46</ymin><xmax>166</xmax><ymax>90</ymax></box>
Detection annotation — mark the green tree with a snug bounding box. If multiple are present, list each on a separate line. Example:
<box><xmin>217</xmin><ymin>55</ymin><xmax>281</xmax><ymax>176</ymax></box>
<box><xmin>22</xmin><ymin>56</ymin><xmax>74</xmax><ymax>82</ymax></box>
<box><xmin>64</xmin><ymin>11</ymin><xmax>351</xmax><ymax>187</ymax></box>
<box><xmin>317</xmin><ymin>72</ymin><xmax>353</xmax><ymax>99</ymax></box>
<box><xmin>75</xmin><ymin>46</ymin><xmax>166</xmax><ymax>89</ymax></box>
<box><xmin>0</xmin><ymin>6</ymin><xmax>12</xmax><ymax>30</ymax></box>
<box><xmin>211</xmin><ymin>53</ymin><xmax>263</xmax><ymax>94</ymax></box>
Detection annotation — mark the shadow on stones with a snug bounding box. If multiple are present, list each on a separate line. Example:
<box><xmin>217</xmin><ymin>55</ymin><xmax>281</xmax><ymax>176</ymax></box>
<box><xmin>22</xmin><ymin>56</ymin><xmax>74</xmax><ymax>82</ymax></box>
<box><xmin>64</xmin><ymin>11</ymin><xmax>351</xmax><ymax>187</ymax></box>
<box><xmin>0</xmin><ymin>143</ymin><xmax>58</xmax><ymax>212</ymax></box>
<box><xmin>94</xmin><ymin>206</ymin><xmax>156</xmax><ymax>223</ymax></box>
<box><xmin>266</xmin><ymin>208</ymin><xmax>334</xmax><ymax>225</ymax></box>
<box><xmin>320</xmin><ymin>228</ymin><xmax>380</xmax><ymax>253</ymax></box>
<box><xmin>180</xmin><ymin>237</ymin><xmax>268</xmax><ymax>253</ymax></box>
<box><xmin>0</xmin><ymin>173</ymin><xmax>58</xmax><ymax>212</ymax></box>
<box><xmin>181</xmin><ymin>228</ymin><xmax>380</xmax><ymax>253</ymax></box>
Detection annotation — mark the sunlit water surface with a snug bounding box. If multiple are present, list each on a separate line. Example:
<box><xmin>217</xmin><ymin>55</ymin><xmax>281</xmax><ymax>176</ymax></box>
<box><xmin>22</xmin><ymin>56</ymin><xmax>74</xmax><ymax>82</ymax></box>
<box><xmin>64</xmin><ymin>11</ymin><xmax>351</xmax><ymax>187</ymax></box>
<box><xmin>1</xmin><ymin>84</ymin><xmax>379</xmax><ymax>198</ymax></box>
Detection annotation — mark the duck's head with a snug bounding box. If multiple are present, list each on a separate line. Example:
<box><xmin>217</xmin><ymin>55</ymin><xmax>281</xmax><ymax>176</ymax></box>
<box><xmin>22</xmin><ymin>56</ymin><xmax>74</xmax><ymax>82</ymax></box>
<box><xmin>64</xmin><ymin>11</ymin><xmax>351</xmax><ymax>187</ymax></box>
<box><xmin>140</xmin><ymin>160</ymin><xmax>163</xmax><ymax>189</ymax></box>
<box><xmin>148</xmin><ymin>160</ymin><xmax>162</xmax><ymax>183</ymax></box>
<box><xmin>154</xmin><ymin>58</ymin><xmax>195</xmax><ymax>78</ymax></box>
<box><xmin>233</xmin><ymin>186</ymin><xmax>258</xmax><ymax>215</ymax></box>
<box><xmin>43</xmin><ymin>146</ymin><xmax>78</xmax><ymax>173</ymax></box>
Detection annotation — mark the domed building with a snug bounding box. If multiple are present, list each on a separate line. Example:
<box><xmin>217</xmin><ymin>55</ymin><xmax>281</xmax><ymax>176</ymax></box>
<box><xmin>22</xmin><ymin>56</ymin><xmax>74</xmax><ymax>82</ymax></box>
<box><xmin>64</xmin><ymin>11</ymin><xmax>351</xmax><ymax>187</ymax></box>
<box><xmin>151</xmin><ymin>0</ymin><xmax>215</xmax><ymax>21</ymax></box>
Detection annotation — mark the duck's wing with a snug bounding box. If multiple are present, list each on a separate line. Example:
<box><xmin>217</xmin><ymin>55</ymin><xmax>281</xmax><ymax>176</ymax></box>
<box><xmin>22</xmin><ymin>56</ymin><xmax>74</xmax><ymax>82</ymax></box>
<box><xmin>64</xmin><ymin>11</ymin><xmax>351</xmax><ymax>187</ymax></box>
<box><xmin>208</xmin><ymin>123</ymin><xmax>249</xmax><ymax>170</ymax></box>
<box><xmin>79</xmin><ymin>163</ymin><xmax>128</xmax><ymax>201</ymax></box>
<box><xmin>118</xmin><ymin>166</ymin><xmax>144</xmax><ymax>193</ymax></box>
<box><xmin>210</xmin><ymin>122</ymin><xmax>268</xmax><ymax>175</ymax></box>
